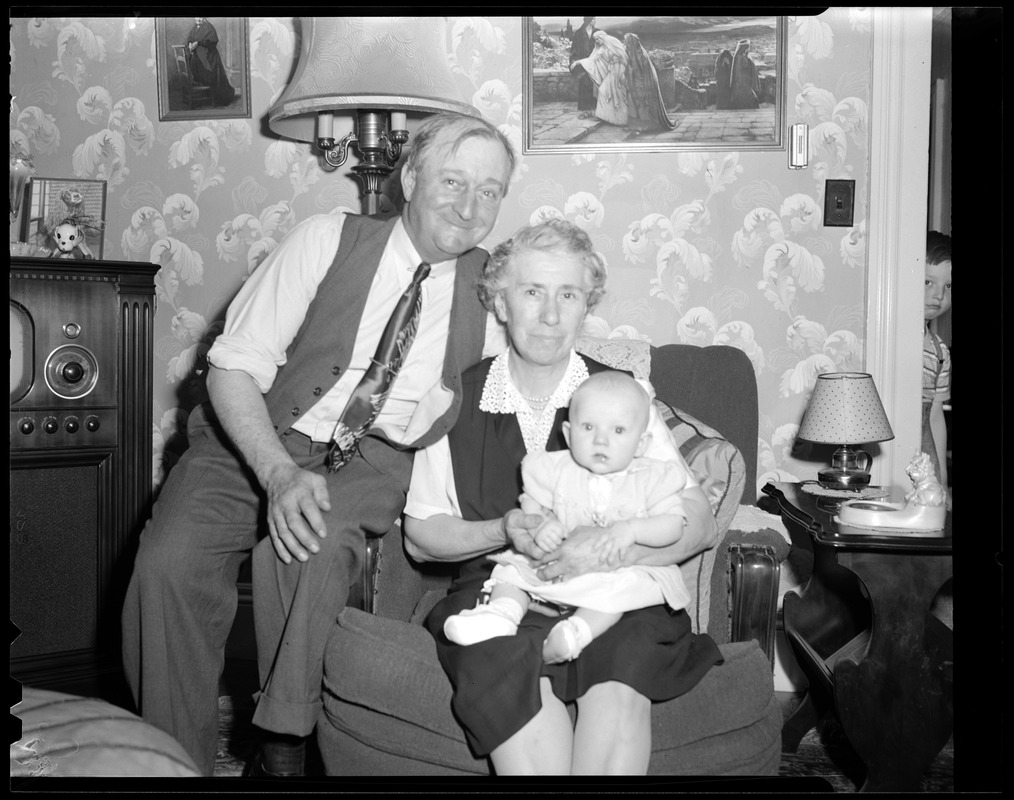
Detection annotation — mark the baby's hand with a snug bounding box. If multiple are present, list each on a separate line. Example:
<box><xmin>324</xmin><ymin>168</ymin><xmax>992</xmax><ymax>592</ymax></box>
<box><xmin>534</xmin><ymin>518</ymin><xmax>568</xmax><ymax>552</ymax></box>
<box><xmin>592</xmin><ymin>523</ymin><xmax>637</xmax><ymax>568</ymax></box>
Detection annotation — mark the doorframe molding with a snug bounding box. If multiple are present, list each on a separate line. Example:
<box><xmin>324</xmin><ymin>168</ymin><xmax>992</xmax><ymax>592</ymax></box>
<box><xmin>865</xmin><ymin>7</ymin><xmax>933</xmax><ymax>488</ymax></box>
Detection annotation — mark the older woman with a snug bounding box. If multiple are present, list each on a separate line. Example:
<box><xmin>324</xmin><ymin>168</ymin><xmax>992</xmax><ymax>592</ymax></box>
<box><xmin>402</xmin><ymin>219</ymin><xmax>722</xmax><ymax>774</ymax></box>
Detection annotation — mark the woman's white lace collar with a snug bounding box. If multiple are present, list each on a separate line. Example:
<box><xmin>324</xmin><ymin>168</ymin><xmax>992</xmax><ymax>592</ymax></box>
<box><xmin>479</xmin><ymin>350</ymin><xmax>590</xmax><ymax>453</ymax></box>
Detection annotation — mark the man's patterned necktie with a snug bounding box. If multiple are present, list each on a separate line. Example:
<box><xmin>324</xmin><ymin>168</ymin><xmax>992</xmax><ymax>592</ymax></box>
<box><xmin>326</xmin><ymin>261</ymin><xmax>432</xmax><ymax>472</ymax></box>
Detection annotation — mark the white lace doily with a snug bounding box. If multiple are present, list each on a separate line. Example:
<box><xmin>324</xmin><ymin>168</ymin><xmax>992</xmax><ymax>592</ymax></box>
<box><xmin>479</xmin><ymin>350</ymin><xmax>589</xmax><ymax>453</ymax></box>
<box><xmin>799</xmin><ymin>481</ymin><xmax>889</xmax><ymax>500</ymax></box>
<box><xmin>575</xmin><ymin>335</ymin><xmax>652</xmax><ymax>381</ymax></box>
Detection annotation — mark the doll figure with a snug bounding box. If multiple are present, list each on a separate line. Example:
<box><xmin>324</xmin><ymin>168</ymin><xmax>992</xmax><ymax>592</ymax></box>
<box><xmin>59</xmin><ymin>188</ymin><xmax>87</xmax><ymax>217</ymax></box>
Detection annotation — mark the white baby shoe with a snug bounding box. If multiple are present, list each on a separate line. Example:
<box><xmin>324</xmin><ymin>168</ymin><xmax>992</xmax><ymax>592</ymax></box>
<box><xmin>542</xmin><ymin>615</ymin><xmax>593</xmax><ymax>664</ymax></box>
<box><xmin>443</xmin><ymin>597</ymin><xmax>524</xmax><ymax>645</ymax></box>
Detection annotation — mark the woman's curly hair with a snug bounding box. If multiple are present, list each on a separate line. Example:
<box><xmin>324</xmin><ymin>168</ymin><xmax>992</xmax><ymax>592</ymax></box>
<box><xmin>478</xmin><ymin>218</ymin><xmax>607</xmax><ymax>312</ymax></box>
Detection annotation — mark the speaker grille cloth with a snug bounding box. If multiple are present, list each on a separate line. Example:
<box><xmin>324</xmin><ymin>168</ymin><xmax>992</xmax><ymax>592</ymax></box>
<box><xmin>10</xmin><ymin>465</ymin><xmax>99</xmax><ymax>658</ymax></box>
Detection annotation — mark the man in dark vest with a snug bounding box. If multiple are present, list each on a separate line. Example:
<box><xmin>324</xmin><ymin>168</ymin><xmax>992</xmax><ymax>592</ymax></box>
<box><xmin>121</xmin><ymin>112</ymin><xmax>516</xmax><ymax>777</ymax></box>
<box><xmin>569</xmin><ymin>16</ymin><xmax>598</xmax><ymax>119</ymax></box>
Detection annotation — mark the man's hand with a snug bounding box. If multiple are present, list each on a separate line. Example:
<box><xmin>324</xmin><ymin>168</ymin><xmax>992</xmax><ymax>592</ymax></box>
<box><xmin>533</xmin><ymin>524</ymin><xmax>613</xmax><ymax>582</ymax></box>
<box><xmin>263</xmin><ymin>461</ymin><xmax>332</xmax><ymax>565</ymax></box>
<box><xmin>503</xmin><ymin>508</ymin><xmax>550</xmax><ymax>561</ymax></box>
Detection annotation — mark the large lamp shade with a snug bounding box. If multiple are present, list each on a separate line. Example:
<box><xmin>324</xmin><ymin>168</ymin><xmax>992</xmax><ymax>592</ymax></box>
<box><xmin>267</xmin><ymin>17</ymin><xmax>477</xmax><ymax>145</ymax></box>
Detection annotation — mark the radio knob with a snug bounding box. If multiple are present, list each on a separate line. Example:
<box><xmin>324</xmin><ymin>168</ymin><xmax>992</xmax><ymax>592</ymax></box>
<box><xmin>62</xmin><ymin>361</ymin><xmax>85</xmax><ymax>383</ymax></box>
<box><xmin>18</xmin><ymin>418</ymin><xmax>35</xmax><ymax>435</ymax></box>
<box><xmin>65</xmin><ymin>416</ymin><xmax>80</xmax><ymax>434</ymax></box>
<box><xmin>43</xmin><ymin>416</ymin><xmax>59</xmax><ymax>434</ymax></box>
<box><xmin>85</xmin><ymin>416</ymin><xmax>101</xmax><ymax>432</ymax></box>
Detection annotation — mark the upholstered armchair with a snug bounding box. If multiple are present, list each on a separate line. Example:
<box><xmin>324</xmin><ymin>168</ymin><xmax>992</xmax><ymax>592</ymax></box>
<box><xmin>318</xmin><ymin>340</ymin><xmax>789</xmax><ymax>776</ymax></box>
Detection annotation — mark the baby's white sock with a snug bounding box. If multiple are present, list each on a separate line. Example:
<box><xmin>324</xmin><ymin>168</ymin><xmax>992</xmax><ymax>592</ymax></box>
<box><xmin>484</xmin><ymin>596</ymin><xmax>524</xmax><ymax>625</ymax></box>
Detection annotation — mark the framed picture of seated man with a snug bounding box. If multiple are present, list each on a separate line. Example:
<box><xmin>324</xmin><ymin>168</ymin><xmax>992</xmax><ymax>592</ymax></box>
<box><xmin>525</xmin><ymin>14</ymin><xmax>786</xmax><ymax>153</ymax></box>
<box><xmin>155</xmin><ymin>17</ymin><xmax>251</xmax><ymax>122</ymax></box>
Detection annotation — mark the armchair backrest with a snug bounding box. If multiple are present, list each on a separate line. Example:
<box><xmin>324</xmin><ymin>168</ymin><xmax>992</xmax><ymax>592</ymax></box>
<box><xmin>649</xmin><ymin>344</ymin><xmax>758</xmax><ymax>504</ymax></box>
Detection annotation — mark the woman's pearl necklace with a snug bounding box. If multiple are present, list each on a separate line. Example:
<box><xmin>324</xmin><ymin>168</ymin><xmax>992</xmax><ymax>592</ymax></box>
<box><xmin>519</xmin><ymin>392</ymin><xmax>552</xmax><ymax>404</ymax></box>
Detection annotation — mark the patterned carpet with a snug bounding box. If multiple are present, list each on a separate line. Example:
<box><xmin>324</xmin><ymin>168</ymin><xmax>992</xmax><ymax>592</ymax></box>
<box><xmin>213</xmin><ymin>695</ymin><xmax>256</xmax><ymax>778</ymax></box>
<box><xmin>214</xmin><ymin>693</ymin><xmax>954</xmax><ymax>788</ymax></box>
<box><xmin>777</xmin><ymin>717</ymin><xmax>954</xmax><ymax>792</ymax></box>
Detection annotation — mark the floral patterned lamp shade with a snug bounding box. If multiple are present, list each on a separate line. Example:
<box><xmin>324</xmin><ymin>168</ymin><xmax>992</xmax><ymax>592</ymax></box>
<box><xmin>798</xmin><ymin>372</ymin><xmax>895</xmax><ymax>489</ymax></box>
<box><xmin>267</xmin><ymin>17</ymin><xmax>478</xmax><ymax>214</ymax></box>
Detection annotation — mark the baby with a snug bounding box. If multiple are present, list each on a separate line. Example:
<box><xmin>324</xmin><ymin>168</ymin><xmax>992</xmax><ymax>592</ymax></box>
<box><xmin>443</xmin><ymin>370</ymin><xmax>693</xmax><ymax>663</ymax></box>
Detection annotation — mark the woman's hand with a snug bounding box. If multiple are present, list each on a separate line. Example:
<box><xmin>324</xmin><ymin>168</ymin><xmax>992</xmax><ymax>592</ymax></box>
<box><xmin>591</xmin><ymin>521</ymin><xmax>636</xmax><ymax>568</ymax></box>
<box><xmin>533</xmin><ymin>524</ymin><xmax>612</xmax><ymax>582</ymax></box>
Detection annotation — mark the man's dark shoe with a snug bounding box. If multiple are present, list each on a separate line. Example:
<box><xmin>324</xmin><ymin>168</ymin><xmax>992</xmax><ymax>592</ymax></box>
<box><xmin>243</xmin><ymin>736</ymin><xmax>306</xmax><ymax>778</ymax></box>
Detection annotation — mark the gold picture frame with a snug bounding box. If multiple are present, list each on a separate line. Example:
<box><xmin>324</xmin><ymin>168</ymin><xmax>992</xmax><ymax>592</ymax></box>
<box><xmin>525</xmin><ymin>15</ymin><xmax>786</xmax><ymax>154</ymax></box>
<box><xmin>155</xmin><ymin>17</ymin><xmax>251</xmax><ymax>122</ymax></box>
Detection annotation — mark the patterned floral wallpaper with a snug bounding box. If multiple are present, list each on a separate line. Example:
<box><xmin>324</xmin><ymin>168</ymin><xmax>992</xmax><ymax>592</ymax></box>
<box><xmin>9</xmin><ymin>11</ymin><xmax>874</xmax><ymax>495</ymax></box>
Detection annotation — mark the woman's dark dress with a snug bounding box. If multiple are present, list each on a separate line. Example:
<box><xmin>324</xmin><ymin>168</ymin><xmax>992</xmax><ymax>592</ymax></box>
<box><xmin>424</xmin><ymin>355</ymin><xmax>724</xmax><ymax>756</ymax></box>
<box><xmin>187</xmin><ymin>20</ymin><xmax>237</xmax><ymax>105</ymax></box>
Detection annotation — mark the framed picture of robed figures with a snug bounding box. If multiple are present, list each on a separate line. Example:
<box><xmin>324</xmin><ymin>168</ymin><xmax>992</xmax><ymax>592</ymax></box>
<box><xmin>155</xmin><ymin>17</ymin><xmax>251</xmax><ymax>122</ymax></box>
<box><xmin>525</xmin><ymin>15</ymin><xmax>786</xmax><ymax>154</ymax></box>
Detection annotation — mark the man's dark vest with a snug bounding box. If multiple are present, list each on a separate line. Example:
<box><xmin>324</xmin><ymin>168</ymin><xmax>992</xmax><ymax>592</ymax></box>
<box><xmin>263</xmin><ymin>214</ymin><xmax>487</xmax><ymax>449</ymax></box>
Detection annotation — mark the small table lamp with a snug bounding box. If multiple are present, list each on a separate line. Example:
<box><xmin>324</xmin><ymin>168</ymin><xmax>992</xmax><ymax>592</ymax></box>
<box><xmin>797</xmin><ymin>372</ymin><xmax>895</xmax><ymax>489</ymax></box>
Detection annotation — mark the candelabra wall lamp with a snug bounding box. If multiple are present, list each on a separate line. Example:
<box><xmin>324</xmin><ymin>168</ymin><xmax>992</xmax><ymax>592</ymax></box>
<box><xmin>797</xmin><ymin>372</ymin><xmax>895</xmax><ymax>490</ymax></box>
<box><xmin>267</xmin><ymin>17</ymin><xmax>479</xmax><ymax>216</ymax></box>
<box><xmin>10</xmin><ymin>152</ymin><xmax>37</xmax><ymax>256</ymax></box>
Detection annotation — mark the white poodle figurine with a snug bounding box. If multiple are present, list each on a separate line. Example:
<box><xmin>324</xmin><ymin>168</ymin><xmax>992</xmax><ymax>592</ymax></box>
<box><xmin>904</xmin><ymin>452</ymin><xmax>947</xmax><ymax>508</ymax></box>
<box><xmin>52</xmin><ymin>222</ymin><xmax>94</xmax><ymax>259</ymax></box>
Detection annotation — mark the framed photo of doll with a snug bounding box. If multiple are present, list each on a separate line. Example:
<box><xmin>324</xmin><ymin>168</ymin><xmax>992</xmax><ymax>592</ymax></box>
<box><xmin>524</xmin><ymin>15</ymin><xmax>786</xmax><ymax>153</ymax></box>
<box><xmin>155</xmin><ymin>17</ymin><xmax>251</xmax><ymax>121</ymax></box>
<box><xmin>19</xmin><ymin>178</ymin><xmax>107</xmax><ymax>259</ymax></box>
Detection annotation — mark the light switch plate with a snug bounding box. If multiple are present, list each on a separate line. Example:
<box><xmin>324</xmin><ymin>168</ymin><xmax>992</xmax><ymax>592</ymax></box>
<box><xmin>824</xmin><ymin>179</ymin><xmax>856</xmax><ymax>227</ymax></box>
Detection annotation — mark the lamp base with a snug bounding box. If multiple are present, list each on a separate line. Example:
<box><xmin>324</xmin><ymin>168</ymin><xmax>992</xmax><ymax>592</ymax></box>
<box><xmin>817</xmin><ymin>466</ymin><xmax>872</xmax><ymax>490</ymax></box>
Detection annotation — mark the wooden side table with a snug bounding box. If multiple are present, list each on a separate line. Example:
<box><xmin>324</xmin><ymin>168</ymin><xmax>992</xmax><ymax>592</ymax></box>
<box><xmin>762</xmin><ymin>481</ymin><xmax>953</xmax><ymax>793</ymax></box>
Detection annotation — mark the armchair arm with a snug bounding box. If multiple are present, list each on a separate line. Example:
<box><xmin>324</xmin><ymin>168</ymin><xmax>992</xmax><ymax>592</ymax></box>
<box><xmin>348</xmin><ymin>535</ymin><xmax>383</xmax><ymax>615</ymax></box>
<box><xmin>707</xmin><ymin>509</ymin><xmax>791</xmax><ymax>668</ymax></box>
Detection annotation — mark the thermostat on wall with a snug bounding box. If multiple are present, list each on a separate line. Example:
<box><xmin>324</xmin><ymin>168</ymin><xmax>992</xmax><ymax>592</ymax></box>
<box><xmin>789</xmin><ymin>124</ymin><xmax>808</xmax><ymax>169</ymax></box>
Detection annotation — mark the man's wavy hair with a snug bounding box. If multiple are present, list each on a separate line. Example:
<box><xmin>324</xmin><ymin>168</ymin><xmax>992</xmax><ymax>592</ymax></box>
<box><xmin>478</xmin><ymin>217</ymin><xmax>608</xmax><ymax>312</ymax></box>
<box><xmin>403</xmin><ymin>112</ymin><xmax>516</xmax><ymax>190</ymax></box>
